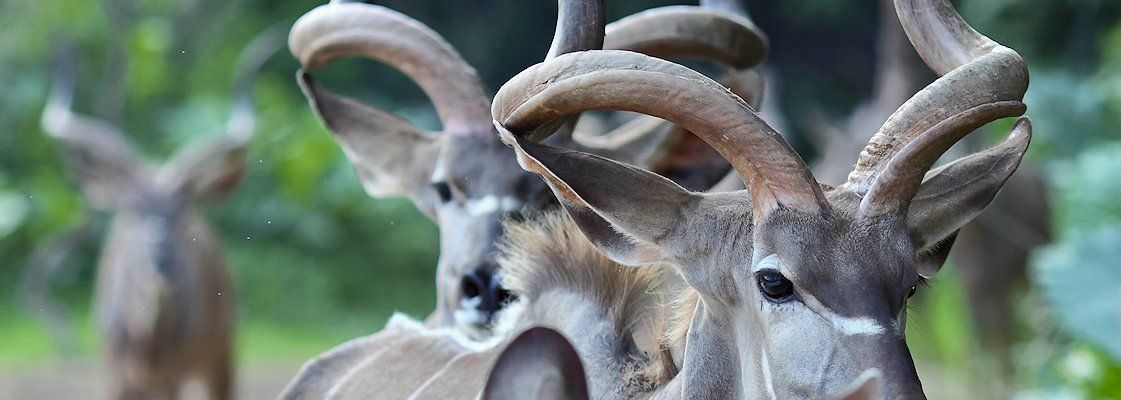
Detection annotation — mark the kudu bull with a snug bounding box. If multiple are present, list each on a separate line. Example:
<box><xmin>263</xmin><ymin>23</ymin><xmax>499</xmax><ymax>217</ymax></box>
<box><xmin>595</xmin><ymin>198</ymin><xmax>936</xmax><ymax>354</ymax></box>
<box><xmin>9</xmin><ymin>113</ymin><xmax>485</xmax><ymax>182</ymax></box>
<box><xmin>287</xmin><ymin>0</ymin><xmax>769</xmax><ymax>335</ymax></box>
<box><xmin>487</xmin><ymin>0</ymin><xmax>1032</xmax><ymax>396</ymax></box>
<box><xmin>41</xmin><ymin>34</ymin><xmax>279</xmax><ymax>399</ymax></box>
<box><xmin>801</xmin><ymin>0</ymin><xmax>1050</xmax><ymax>368</ymax></box>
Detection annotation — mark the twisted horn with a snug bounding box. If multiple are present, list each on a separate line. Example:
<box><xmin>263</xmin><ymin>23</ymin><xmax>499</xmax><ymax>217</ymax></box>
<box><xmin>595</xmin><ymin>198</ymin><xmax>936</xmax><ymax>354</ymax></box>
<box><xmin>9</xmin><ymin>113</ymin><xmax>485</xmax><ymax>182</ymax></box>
<box><xmin>548</xmin><ymin>0</ymin><xmax>606</xmax><ymax>59</ymax></box>
<box><xmin>844</xmin><ymin>0</ymin><xmax>1029</xmax><ymax>217</ymax></box>
<box><xmin>700</xmin><ymin>0</ymin><xmax>750</xmax><ymax>17</ymax></box>
<box><xmin>493</xmin><ymin>51</ymin><xmax>826</xmax><ymax>216</ymax></box>
<box><xmin>604</xmin><ymin>6</ymin><xmax>767</xmax><ymax>70</ymax></box>
<box><xmin>288</xmin><ymin>2</ymin><xmax>492</xmax><ymax>135</ymax></box>
<box><xmin>225</xmin><ymin>25</ymin><xmax>285</xmax><ymax>143</ymax></box>
<box><xmin>544</xmin><ymin>0</ymin><xmax>607</xmax><ymax>143</ymax></box>
<box><xmin>41</xmin><ymin>44</ymin><xmax>138</xmax><ymax>171</ymax></box>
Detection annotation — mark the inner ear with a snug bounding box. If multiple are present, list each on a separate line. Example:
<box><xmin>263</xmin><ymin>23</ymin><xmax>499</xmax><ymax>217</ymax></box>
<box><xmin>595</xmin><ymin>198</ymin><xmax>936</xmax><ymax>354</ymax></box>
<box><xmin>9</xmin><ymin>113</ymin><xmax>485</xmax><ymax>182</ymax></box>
<box><xmin>509</xmin><ymin>136</ymin><xmax>698</xmax><ymax>266</ymax></box>
<box><xmin>905</xmin><ymin>120</ymin><xmax>1030</xmax><ymax>252</ymax></box>
<box><xmin>914</xmin><ymin>230</ymin><xmax>957</xmax><ymax>278</ymax></box>
<box><xmin>483</xmin><ymin>327</ymin><xmax>589</xmax><ymax>400</ymax></box>
<box><xmin>298</xmin><ymin>72</ymin><xmax>444</xmax><ymax>216</ymax></box>
<box><xmin>562</xmin><ymin>202</ymin><xmax>666</xmax><ymax>266</ymax></box>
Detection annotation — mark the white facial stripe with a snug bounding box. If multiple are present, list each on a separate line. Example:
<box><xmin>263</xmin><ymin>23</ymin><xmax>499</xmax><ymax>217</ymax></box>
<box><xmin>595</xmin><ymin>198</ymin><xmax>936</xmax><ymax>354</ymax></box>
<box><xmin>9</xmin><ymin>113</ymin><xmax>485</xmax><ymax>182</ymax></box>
<box><xmin>756</xmin><ymin>253</ymin><xmax>887</xmax><ymax>336</ymax></box>
<box><xmin>823</xmin><ymin>310</ymin><xmax>886</xmax><ymax>336</ymax></box>
<box><xmin>800</xmin><ymin>292</ymin><xmax>887</xmax><ymax>336</ymax></box>
<box><xmin>761</xmin><ymin>349</ymin><xmax>778</xmax><ymax>400</ymax></box>
<box><xmin>464</xmin><ymin>195</ymin><xmax>521</xmax><ymax>216</ymax></box>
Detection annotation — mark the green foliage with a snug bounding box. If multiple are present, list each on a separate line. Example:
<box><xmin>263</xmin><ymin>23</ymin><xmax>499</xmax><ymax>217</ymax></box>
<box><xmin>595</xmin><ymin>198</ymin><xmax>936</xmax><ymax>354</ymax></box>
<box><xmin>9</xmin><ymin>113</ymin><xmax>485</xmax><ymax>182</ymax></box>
<box><xmin>1034</xmin><ymin>144</ymin><xmax>1121</xmax><ymax>361</ymax></box>
<box><xmin>1035</xmin><ymin>226</ymin><xmax>1121</xmax><ymax>361</ymax></box>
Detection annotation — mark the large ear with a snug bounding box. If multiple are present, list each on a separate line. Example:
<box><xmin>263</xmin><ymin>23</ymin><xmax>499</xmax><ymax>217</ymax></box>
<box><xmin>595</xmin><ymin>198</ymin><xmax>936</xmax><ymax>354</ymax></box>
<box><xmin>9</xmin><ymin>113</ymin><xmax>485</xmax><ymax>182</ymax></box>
<box><xmin>159</xmin><ymin>135</ymin><xmax>249</xmax><ymax>204</ymax></box>
<box><xmin>506</xmin><ymin>134</ymin><xmax>699</xmax><ymax>266</ymax></box>
<box><xmin>298</xmin><ymin>72</ymin><xmax>442</xmax><ymax>214</ymax></box>
<box><xmin>906</xmin><ymin>118</ymin><xmax>1031</xmax><ymax>265</ymax></box>
<box><xmin>41</xmin><ymin>57</ymin><xmax>143</xmax><ymax>211</ymax></box>
<box><xmin>483</xmin><ymin>327</ymin><xmax>589</xmax><ymax>400</ymax></box>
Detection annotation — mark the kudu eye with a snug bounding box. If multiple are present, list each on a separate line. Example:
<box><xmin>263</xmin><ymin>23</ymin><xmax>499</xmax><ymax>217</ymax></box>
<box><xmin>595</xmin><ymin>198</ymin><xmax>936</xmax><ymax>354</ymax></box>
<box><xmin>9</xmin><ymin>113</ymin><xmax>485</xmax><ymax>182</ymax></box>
<box><xmin>431</xmin><ymin>181</ymin><xmax>453</xmax><ymax>203</ymax></box>
<box><xmin>907</xmin><ymin>285</ymin><xmax>918</xmax><ymax>299</ymax></box>
<box><xmin>756</xmin><ymin>270</ymin><xmax>794</xmax><ymax>301</ymax></box>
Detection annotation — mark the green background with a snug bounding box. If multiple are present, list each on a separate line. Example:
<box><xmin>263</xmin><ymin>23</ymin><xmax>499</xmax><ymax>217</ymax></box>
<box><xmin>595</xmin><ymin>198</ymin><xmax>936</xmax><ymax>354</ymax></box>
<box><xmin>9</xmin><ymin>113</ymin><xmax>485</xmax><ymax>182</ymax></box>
<box><xmin>1</xmin><ymin>0</ymin><xmax>1119</xmax><ymax>398</ymax></box>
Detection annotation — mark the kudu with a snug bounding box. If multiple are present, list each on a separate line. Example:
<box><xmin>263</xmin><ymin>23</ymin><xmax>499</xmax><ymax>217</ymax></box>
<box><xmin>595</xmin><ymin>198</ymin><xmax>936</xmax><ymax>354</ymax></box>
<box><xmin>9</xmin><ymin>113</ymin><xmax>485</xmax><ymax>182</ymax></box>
<box><xmin>489</xmin><ymin>0</ymin><xmax>1032</xmax><ymax>397</ymax></box>
<box><xmin>287</xmin><ymin>0</ymin><xmax>768</xmax><ymax>335</ymax></box>
<box><xmin>278</xmin><ymin>2</ymin><xmax>772</xmax><ymax>397</ymax></box>
<box><xmin>800</xmin><ymin>0</ymin><xmax>1050</xmax><ymax>368</ymax></box>
<box><xmin>41</xmin><ymin>33</ymin><xmax>279</xmax><ymax>399</ymax></box>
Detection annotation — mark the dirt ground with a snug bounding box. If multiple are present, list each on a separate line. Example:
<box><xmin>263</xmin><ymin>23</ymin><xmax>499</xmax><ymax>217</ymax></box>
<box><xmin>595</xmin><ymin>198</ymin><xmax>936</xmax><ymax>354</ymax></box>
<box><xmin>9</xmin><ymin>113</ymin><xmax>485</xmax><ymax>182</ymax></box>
<box><xmin>0</xmin><ymin>359</ymin><xmax>302</xmax><ymax>400</ymax></box>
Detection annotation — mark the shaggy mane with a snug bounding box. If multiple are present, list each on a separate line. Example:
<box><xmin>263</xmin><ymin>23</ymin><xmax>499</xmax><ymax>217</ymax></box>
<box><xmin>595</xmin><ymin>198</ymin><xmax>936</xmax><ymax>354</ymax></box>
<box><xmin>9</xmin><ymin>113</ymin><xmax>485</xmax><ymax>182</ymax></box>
<box><xmin>498</xmin><ymin>210</ymin><xmax>668</xmax><ymax>335</ymax></box>
<box><xmin>497</xmin><ymin>210</ymin><xmax>704</xmax><ymax>388</ymax></box>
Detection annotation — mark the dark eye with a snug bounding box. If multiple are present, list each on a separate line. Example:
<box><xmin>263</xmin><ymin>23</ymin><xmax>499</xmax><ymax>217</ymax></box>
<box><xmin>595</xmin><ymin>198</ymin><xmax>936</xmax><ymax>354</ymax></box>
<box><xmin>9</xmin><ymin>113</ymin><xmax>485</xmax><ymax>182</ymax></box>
<box><xmin>907</xmin><ymin>285</ymin><xmax>918</xmax><ymax>299</ymax></box>
<box><xmin>756</xmin><ymin>270</ymin><xmax>794</xmax><ymax>301</ymax></box>
<box><xmin>432</xmin><ymin>181</ymin><xmax>453</xmax><ymax>203</ymax></box>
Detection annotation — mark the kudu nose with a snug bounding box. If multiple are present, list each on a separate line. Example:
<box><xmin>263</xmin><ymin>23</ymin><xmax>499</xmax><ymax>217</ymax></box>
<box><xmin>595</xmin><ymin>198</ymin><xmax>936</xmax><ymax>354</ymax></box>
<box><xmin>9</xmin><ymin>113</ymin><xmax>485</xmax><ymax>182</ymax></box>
<box><xmin>460</xmin><ymin>268</ymin><xmax>514</xmax><ymax>318</ymax></box>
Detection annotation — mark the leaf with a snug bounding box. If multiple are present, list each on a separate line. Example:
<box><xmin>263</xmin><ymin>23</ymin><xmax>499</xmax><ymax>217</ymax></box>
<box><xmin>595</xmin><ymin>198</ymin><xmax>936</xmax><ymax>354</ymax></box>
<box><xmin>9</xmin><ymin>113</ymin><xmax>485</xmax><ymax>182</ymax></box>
<box><xmin>1033</xmin><ymin>226</ymin><xmax>1121</xmax><ymax>361</ymax></box>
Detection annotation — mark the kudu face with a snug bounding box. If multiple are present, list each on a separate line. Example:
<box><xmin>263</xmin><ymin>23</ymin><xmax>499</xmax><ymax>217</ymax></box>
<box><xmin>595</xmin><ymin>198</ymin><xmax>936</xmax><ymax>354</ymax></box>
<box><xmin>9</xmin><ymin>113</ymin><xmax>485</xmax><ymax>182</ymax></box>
<box><xmin>685</xmin><ymin>204</ymin><xmax>926</xmax><ymax>398</ymax></box>
<box><xmin>491</xmin><ymin>0</ymin><xmax>1030</xmax><ymax>397</ymax></box>
<box><xmin>428</xmin><ymin>136</ymin><xmax>550</xmax><ymax>328</ymax></box>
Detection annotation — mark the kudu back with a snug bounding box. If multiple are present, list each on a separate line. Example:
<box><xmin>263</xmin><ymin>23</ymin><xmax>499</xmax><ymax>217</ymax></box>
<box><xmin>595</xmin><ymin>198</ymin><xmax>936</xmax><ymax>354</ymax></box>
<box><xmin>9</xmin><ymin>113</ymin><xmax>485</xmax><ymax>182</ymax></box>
<box><xmin>41</xmin><ymin>33</ymin><xmax>278</xmax><ymax>399</ymax></box>
<box><xmin>287</xmin><ymin>0</ymin><xmax>769</xmax><ymax>336</ymax></box>
<box><xmin>490</xmin><ymin>0</ymin><xmax>1033</xmax><ymax>397</ymax></box>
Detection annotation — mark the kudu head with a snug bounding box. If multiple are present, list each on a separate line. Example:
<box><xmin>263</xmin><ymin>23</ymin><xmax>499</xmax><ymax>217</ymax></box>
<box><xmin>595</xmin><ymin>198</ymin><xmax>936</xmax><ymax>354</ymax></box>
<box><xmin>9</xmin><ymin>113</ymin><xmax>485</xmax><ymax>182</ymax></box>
<box><xmin>288</xmin><ymin>0</ymin><xmax>607</xmax><ymax>333</ymax></box>
<box><xmin>41</xmin><ymin>35</ymin><xmax>274</xmax><ymax>292</ymax></box>
<box><xmin>491</xmin><ymin>0</ymin><xmax>1029</xmax><ymax>398</ymax></box>
<box><xmin>288</xmin><ymin>0</ymin><xmax>768</xmax><ymax>334</ymax></box>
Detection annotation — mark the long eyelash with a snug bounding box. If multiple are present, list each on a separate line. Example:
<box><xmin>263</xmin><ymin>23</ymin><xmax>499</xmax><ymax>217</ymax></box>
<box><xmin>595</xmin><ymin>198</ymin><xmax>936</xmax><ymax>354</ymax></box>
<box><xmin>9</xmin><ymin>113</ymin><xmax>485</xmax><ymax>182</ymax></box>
<box><xmin>902</xmin><ymin>278</ymin><xmax>932</xmax><ymax>335</ymax></box>
<box><xmin>917</xmin><ymin>277</ymin><xmax>932</xmax><ymax>288</ymax></box>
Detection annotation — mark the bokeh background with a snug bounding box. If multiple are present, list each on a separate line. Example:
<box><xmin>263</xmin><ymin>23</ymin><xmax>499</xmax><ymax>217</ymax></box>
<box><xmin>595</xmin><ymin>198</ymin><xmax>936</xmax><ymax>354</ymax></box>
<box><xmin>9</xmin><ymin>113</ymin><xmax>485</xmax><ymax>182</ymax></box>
<box><xmin>1</xmin><ymin>0</ymin><xmax>1119</xmax><ymax>398</ymax></box>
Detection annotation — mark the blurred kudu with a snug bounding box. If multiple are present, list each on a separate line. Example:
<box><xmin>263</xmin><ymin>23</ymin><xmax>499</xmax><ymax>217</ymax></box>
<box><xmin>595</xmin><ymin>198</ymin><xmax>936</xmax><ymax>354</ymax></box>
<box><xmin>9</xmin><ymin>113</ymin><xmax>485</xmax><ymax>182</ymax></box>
<box><xmin>40</xmin><ymin>32</ymin><xmax>279</xmax><ymax>399</ymax></box>
<box><xmin>488</xmin><ymin>0</ymin><xmax>1033</xmax><ymax>396</ymax></box>
<box><xmin>287</xmin><ymin>0</ymin><xmax>768</xmax><ymax>336</ymax></box>
<box><xmin>801</xmin><ymin>0</ymin><xmax>1051</xmax><ymax>367</ymax></box>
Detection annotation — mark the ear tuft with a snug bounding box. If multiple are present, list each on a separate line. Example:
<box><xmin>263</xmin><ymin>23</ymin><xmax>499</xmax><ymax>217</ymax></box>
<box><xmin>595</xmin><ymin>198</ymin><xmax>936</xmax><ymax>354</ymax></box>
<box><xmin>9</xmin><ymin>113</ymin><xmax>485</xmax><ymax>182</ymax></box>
<box><xmin>483</xmin><ymin>327</ymin><xmax>589</xmax><ymax>400</ymax></box>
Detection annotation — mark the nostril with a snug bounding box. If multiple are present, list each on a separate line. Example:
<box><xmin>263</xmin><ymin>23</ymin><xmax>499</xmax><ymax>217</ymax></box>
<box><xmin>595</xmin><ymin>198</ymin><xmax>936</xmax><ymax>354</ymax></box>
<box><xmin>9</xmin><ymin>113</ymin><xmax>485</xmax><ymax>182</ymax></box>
<box><xmin>495</xmin><ymin>287</ymin><xmax>514</xmax><ymax>306</ymax></box>
<box><xmin>460</xmin><ymin>273</ymin><xmax>485</xmax><ymax>299</ymax></box>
